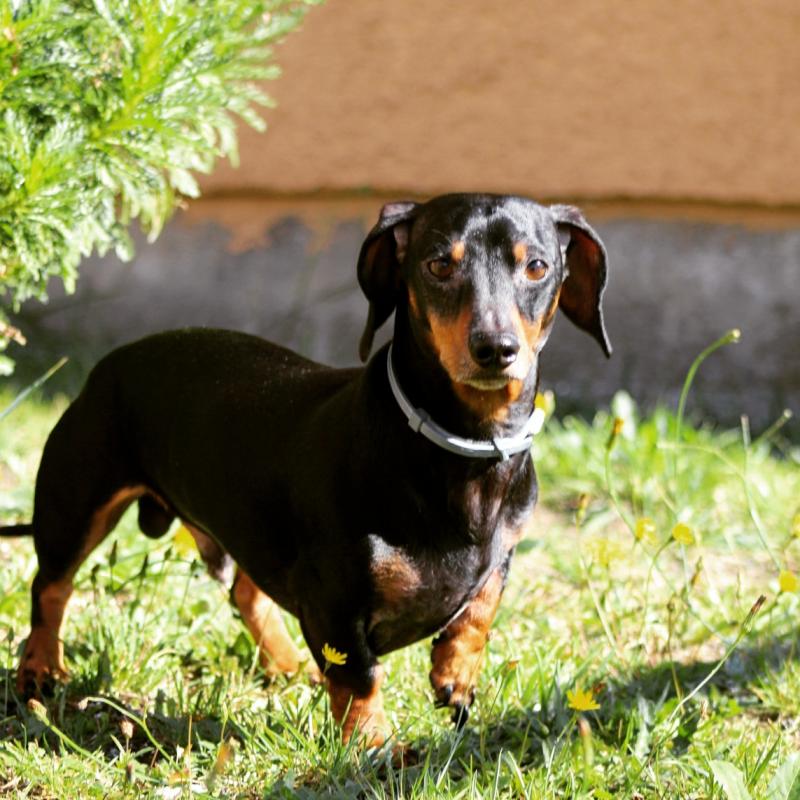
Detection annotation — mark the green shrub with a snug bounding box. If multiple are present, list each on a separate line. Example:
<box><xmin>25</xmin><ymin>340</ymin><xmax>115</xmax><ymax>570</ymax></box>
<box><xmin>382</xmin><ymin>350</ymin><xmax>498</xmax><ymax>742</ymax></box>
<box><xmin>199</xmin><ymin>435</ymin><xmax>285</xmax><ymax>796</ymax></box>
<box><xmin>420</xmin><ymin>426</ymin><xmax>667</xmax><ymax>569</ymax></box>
<box><xmin>0</xmin><ymin>0</ymin><xmax>318</xmax><ymax>372</ymax></box>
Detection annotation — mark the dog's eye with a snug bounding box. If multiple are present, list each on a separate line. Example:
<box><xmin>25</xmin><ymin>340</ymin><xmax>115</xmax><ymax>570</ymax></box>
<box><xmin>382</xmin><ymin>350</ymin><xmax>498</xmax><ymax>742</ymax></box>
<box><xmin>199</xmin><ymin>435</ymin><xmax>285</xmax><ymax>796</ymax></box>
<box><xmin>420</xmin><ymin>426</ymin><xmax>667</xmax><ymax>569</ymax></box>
<box><xmin>427</xmin><ymin>258</ymin><xmax>456</xmax><ymax>280</ymax></box>
<box><xmin>525</xmin><ymin>259</ymin><xmax>549</xmax><ymax>281</ymax></box>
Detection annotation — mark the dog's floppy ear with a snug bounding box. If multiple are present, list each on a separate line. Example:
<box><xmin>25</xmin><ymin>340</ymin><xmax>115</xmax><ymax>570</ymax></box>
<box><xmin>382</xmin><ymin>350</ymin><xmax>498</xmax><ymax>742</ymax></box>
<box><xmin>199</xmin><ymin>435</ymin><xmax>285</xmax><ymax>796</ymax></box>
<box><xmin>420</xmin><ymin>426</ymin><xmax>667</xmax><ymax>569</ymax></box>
<box><xmin>357</xmin><ymin>201</ymin><xmax>418</xmax><ymax>362</ymax></box>
<box><xmin>550</xmin><ymin>204</ymin><xmax>612</xmax><ymax>357</ymax></box>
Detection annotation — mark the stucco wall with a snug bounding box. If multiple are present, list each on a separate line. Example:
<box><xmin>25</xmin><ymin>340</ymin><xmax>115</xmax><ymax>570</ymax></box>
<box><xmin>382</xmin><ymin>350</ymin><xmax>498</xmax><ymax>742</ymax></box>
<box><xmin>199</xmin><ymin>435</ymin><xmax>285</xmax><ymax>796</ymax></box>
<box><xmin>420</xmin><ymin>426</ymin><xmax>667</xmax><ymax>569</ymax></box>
<box><xmin>204</xmin><ymin>0</ymin><xmax>800</xmax><ymax>205</ymax></box>
<box><xmin>6</xmin><ymin>2</ymin><xmax>799</xmax><ymax>438</ymax></box>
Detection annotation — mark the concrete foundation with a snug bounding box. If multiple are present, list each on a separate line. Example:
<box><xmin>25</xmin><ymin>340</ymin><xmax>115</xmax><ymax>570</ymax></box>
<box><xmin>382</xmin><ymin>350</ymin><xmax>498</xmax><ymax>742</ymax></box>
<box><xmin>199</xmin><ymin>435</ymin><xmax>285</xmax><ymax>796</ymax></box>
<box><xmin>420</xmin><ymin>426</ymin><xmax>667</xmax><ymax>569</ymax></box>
<box><xmin>7</xmin><ymin>202</ymin><xmax>799</xmax><ymax>438</ymax></box>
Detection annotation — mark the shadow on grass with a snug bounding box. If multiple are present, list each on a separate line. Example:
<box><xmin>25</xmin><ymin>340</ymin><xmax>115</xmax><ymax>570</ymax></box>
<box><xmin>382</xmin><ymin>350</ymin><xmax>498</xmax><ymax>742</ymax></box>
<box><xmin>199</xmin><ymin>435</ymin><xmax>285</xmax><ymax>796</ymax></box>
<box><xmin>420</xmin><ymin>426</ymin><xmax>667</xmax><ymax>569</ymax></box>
<box><xmin>0</xmin><ymin>668</ymin><xmax>241</xmax><ymax>768</ymax></box>
<box><xmin>263</xmin><ymin>629</ymin><xmax>800</xmax><ymax>796</ymax></box>
<box><xmin>621</xmin><ymin>628</ymin><xmax>800</xmax><ymax>708</ymax></box>
<box><xmin>2</xmin><ymin>629</ymin><xmax>799</xmax><ymax>794</ymax></box>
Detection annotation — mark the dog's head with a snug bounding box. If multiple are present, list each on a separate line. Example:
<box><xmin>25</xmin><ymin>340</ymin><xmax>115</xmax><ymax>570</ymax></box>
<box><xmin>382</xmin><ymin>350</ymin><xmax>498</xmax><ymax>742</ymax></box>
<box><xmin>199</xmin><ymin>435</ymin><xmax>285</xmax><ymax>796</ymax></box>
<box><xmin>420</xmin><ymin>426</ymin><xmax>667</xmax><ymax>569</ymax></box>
<box><xmin>358</xmin><ymin>194</ymin><xmax>610</xmax><ymax>411</ymax></box>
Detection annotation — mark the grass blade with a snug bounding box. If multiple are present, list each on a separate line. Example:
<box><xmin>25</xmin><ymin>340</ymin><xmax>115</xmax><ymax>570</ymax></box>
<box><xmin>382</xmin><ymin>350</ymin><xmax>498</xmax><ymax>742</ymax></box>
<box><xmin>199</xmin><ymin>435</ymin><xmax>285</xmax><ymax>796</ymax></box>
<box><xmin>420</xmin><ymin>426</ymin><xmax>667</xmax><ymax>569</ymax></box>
<box><xmin>0</xmin><ymin>357</ymin><xmax>68</xmax><ymax>422</ymax></box>
<box><xmin>710</xmin><ymin>760</ymin><xmax>753</xmax><ymax>800</ymax></box>
<box><xmin>767</xmin><ymin>754</ymin><xmax>800</xmax><ymax>800</ymax></box>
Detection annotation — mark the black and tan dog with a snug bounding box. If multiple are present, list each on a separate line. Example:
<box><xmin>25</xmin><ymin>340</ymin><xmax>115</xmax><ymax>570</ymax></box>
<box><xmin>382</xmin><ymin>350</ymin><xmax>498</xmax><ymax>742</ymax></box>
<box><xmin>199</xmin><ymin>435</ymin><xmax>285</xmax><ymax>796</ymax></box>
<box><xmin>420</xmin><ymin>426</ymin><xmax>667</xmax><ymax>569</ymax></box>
<box><xmin>2</xmin><ymin>193</ymin><xmax>610</xmax><ymax>746</ymax></box>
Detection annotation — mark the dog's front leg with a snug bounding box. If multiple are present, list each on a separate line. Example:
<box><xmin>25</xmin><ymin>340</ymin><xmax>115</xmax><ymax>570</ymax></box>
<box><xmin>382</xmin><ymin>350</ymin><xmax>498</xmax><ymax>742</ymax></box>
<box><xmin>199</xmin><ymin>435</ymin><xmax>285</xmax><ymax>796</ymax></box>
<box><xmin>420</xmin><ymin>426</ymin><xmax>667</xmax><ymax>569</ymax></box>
<box><xmin>301</xmin><ymin>611</ymin><xmax>390</xmax><ymax>747</ymax></box>
<box><xmin>326</xmin><ymin>663</ymin><xmax>389</xmax><ymax>747</ymax></box>
<box><xmin>429</xmin><ymin>562</ymin><xmax>507</xmax><ymax>727</ymax></box>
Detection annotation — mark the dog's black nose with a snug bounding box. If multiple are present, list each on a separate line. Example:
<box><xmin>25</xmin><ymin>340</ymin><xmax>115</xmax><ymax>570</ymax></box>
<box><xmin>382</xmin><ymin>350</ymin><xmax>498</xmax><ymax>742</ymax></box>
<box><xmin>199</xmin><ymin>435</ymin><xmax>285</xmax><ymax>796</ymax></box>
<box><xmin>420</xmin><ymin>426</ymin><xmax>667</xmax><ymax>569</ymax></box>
<box><xmin>469</xmin><ymin>331</ymin><xmax>520</xmax><ymax>369</ymax></box>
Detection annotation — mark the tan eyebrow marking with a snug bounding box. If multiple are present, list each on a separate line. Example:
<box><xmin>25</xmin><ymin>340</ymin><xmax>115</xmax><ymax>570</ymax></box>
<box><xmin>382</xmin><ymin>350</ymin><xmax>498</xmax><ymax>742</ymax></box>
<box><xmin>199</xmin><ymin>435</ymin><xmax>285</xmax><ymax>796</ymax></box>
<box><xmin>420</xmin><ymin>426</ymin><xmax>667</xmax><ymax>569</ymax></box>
<box><xmin>513</xmin><ymin>242</ymin><xmax>528</xmax><ymax>263</ymax></box>
<box><xmin>451</xmin><ymin>240</ymin><xmax>466</xmax><ymax>261</ymax></box>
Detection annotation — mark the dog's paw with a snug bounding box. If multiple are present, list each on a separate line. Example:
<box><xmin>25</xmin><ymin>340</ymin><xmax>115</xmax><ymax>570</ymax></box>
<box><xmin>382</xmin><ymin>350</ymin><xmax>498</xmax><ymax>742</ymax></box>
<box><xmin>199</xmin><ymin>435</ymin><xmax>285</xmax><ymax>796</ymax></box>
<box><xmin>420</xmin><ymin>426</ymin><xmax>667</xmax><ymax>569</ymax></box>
<box><xmin>377</xmin><ymin>741</ymin><xmax>421</xmax><ymax>770</ymax></box>
<box><xmin>16</xmin><ymin>662</ymin><xmax>68</xmax><ymax>700</ymax></box>
<box><xmin>430</xmin><ymin>635</ymin><xmax>483</xmax><ymax>728</ymax></box>
<box><xmin>327</xmin><ymin>667</ymin><xmax>391</xmax><ymax>748</ymax></box>
<box><xmin>17</xmin><ymin>632</ymin><xmax>69</xmax><ymax>699</ymax></box>
<box><xmin>431</xmin><ymin>678</ymin><xmax>476</xmax><ymax>729</ymax></box>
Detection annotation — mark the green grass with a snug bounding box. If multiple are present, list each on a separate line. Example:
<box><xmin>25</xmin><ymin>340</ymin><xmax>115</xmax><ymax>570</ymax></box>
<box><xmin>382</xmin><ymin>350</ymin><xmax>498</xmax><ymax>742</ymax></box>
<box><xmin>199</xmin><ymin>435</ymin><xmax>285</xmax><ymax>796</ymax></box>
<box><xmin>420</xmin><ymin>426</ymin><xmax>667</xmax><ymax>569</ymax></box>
<box><xmin>0</xmin><ymin>378</ymin><xmax>799</xmax><ymax>798</ymax></box>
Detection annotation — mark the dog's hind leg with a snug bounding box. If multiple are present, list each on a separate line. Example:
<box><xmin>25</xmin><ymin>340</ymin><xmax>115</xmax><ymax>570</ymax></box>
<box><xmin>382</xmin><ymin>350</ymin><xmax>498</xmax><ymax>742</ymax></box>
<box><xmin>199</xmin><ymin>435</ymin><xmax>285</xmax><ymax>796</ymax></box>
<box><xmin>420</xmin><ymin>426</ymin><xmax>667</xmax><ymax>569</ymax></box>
<box><xmin>231</xmin><ymin>569</ymin><xmax>312</xmax><ymax>679</ymax></box>
<box><xmin>175</xmin><ymin>525</ymin><xmax>310</xmax><ymax>680</ymax></box>
<box><xmin>17</xmin><ymin>381</ymin><xmax>149</xmax><ymax>698</ymax></box>
<box><xmin>19</xmin><ymin>483</ymin><xmax>146</xmax><ymax>697</ymax></box>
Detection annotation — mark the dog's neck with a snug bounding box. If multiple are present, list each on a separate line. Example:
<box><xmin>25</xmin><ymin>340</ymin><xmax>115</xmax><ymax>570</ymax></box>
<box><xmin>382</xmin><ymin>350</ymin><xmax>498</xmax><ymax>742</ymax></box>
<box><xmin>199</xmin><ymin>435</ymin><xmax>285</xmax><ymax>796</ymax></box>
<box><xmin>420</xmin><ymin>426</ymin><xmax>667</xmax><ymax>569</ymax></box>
<box><xmin>390</xmin><ymin>312</ymin><xmax>540</xmax><ymax>444</ymax></box>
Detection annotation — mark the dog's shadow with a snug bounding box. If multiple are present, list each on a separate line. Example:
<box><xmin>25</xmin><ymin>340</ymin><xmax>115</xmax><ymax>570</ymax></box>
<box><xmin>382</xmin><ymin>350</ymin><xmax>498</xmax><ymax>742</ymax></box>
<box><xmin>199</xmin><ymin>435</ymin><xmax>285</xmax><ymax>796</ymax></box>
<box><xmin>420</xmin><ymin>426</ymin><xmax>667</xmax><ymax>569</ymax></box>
<box><xmin>264</xmin><ymin>629</ymin><xmax>800</xmax><ymax>795</ymax></box>
<box><xmin>3</xmin><ymin>629</ymin><xmax>798</xmax><ymax>794</ymax></box>
<box><xmin>0</xmin><ymin>668</ymin><xmax>238</xmax><ymax>768</ymax></box>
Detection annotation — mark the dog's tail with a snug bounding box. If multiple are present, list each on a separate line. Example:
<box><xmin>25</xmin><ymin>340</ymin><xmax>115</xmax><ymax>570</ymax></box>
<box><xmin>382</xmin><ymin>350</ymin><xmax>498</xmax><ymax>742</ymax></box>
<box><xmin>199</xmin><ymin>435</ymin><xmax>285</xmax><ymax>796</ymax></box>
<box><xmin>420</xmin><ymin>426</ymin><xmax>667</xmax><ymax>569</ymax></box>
<box><xmin>0</xmin><ymin>523</ymin><xmax>33</xmax><ymax>537</ymax></box>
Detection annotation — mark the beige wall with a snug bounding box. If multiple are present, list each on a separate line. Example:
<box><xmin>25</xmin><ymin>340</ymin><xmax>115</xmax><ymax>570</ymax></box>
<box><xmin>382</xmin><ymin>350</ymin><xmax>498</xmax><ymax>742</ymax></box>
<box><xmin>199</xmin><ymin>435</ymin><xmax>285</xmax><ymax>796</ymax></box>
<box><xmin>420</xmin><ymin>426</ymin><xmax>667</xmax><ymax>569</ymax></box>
<box><xmin>203</xmin><ymin>0</ymin><xmax>800</xmax><ymax>207</ymax></box>
<box><xmin>16</xmin><ymin>2</ymin><xmax>798</xmax><ymax>434</ymax></box>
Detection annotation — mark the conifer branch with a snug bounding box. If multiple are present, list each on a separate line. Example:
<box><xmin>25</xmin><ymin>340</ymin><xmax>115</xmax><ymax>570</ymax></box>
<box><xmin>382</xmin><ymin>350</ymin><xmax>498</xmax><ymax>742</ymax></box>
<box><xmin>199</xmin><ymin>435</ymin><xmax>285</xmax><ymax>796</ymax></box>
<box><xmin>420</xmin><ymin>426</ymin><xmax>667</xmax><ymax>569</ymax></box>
<box><xmin>0</xmin><ymin>0</ymin><xmax>318</xmax><ymax>372</ymax></box>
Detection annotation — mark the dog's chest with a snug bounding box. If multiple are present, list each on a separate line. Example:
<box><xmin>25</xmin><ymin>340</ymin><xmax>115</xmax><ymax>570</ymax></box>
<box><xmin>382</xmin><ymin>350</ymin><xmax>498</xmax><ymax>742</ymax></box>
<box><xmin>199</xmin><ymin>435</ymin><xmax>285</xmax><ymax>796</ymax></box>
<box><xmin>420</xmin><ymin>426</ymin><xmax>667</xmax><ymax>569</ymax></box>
<box><xmin>361</xmin><ymin>452</ymin><xmax>535</xmax><ymax>654</ymax></box>
<box><xmin>364</xmin><ymin>527</ymin><xmax>502</xmax><ymax>655</ymax></box>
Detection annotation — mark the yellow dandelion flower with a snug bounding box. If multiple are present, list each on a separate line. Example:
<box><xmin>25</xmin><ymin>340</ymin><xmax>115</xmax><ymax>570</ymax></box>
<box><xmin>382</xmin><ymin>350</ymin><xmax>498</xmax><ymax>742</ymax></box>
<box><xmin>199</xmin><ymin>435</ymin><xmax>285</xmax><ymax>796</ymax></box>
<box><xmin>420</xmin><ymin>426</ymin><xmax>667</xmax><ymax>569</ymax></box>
<box><xmin>321</xmin><ymin>643</ymin><xmax>348</xmax><ymax>666</ymax></box>
<box><xmin>584</xmin><ymin>536</ymin><xmax>626</xmax><ymax>568</ymax></box>
<box><xmin>566</xmin><ymin>684</ymin><xmax>600</xmax><ymax>712</ymax></box>
<box><xmin>172</xmin><ymin>525</ymin><xmax>197</xmax><ymax>556</ymax></box>
<box><xmin>634</xmin><ymin>517</ymin><xmax>658</xmax><ymax>545</ymax></box>
<box><xmin>779</xmin><ymin>570</ymin><xmax>799</xmax><ymax>594</ymax></box>
<box><xmin>672</xmin><ymin>522</ymin><xmax>695</xmax><ymax>546</ymax></box>
<box><xmin>575</xmin><ymin>493</ymin><xmax>591</xmax><ymax>526</ymax></box>
<box><xmin>606</xmin><ymin>417</ymin><xmax>624</xmax><ymax>451</ymax></box>
<box><xmin>535</xmin><ymin>390</ymin><xmax>555</xmax><ymax>416</ymax></box>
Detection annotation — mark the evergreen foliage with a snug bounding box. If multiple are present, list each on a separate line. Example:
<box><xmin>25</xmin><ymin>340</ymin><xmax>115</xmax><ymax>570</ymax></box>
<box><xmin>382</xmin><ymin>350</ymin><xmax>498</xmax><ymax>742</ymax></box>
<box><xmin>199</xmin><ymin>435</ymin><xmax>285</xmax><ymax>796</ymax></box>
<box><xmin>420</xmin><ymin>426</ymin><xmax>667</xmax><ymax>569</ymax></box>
<box><xmin>0</xmin><ymin>0</ymin><xmax>317</xmax><ymax>372</ymax></box>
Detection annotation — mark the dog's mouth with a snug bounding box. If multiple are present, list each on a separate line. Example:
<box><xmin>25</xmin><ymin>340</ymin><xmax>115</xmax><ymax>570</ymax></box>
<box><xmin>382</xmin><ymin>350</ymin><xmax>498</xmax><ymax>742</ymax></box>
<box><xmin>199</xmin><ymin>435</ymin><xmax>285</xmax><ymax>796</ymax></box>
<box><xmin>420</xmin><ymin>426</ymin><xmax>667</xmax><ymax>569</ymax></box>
<box><xmin>459</xmin><ymin>363</ymin><xmax>531</xmax><ymax>392</ymax></box>
<box><xmin>446</xmin><ymin>361</ymin><xmax>534</xmax><ymax>421</ymax></box>
<box><xmin>461</xmin><ymin>376</ymin><xmax>514</xmax><ymax>391</ymax></box>
<box><xmin>436</xmin><ymin>347</ymin><xmax>532</xmax><ymax>396</ymax></box>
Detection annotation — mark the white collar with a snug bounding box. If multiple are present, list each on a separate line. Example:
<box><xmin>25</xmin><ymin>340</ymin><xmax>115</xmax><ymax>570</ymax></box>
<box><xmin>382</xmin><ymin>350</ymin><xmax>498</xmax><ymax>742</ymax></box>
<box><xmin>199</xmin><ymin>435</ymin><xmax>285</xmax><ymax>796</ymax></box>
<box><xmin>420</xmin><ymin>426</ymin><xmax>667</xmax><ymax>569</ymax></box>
<box><xmin>386</xmin><ymin>344</ymin><xmax>544</xmax><ymax>461</ymax></box>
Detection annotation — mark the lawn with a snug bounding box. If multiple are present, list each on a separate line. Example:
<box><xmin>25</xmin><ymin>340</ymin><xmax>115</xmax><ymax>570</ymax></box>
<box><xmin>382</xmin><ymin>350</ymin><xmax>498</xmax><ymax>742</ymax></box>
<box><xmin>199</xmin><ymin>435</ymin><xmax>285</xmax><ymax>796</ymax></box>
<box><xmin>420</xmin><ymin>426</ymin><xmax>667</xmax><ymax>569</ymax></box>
<box><xmin>0</xmin><ymin>356</ymin><xmax>799</xmax><ymax>798</ymax></box>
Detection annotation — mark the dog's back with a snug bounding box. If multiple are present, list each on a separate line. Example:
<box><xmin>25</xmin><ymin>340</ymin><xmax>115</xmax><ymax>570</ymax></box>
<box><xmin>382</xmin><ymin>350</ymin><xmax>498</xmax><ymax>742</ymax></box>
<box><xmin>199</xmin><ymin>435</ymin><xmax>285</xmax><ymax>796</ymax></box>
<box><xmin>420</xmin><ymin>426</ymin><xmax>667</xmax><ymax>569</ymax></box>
<box><xmin>36</xmin><ymin>326</ymin><xmax>361</xmax><ymax>563</ymax></box>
